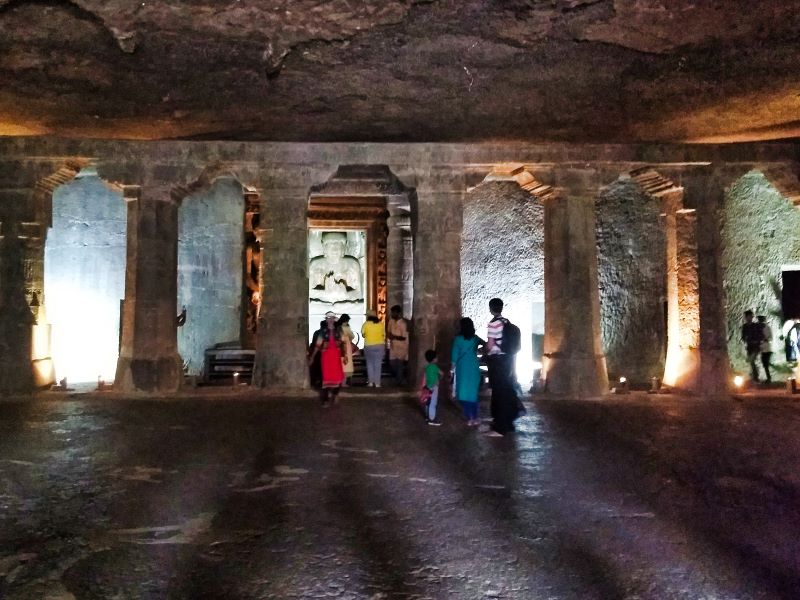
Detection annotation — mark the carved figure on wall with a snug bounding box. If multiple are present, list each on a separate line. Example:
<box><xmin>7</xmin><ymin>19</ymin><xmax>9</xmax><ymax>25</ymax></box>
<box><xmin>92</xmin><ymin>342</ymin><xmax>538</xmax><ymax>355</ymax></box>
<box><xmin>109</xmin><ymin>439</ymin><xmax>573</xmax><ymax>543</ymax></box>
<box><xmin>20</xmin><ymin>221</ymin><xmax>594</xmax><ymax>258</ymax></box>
<box><xmin>309</xmin><ymin>232</ymin><xmax>364</xmax><ymax>303</ymax></box>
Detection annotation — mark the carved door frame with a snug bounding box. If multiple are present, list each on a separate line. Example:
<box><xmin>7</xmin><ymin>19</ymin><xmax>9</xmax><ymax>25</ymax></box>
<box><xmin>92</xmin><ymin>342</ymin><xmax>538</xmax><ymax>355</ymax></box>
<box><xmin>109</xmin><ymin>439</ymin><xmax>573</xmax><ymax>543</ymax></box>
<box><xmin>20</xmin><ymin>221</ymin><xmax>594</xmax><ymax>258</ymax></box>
<box><xmin>307</xmin><ymin>196</ymin><xmax>389</xmax><ymax>321</ymax></box>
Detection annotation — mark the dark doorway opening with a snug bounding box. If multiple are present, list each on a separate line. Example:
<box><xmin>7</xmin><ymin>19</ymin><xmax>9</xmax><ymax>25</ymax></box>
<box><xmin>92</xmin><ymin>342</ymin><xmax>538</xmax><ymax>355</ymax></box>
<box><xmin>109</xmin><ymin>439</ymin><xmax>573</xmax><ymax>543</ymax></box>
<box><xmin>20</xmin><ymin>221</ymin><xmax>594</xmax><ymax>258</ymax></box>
<box><xmin>782</xmin><ymin>270</ymin><xmax>800</xmax><ymax>319</ymax></box>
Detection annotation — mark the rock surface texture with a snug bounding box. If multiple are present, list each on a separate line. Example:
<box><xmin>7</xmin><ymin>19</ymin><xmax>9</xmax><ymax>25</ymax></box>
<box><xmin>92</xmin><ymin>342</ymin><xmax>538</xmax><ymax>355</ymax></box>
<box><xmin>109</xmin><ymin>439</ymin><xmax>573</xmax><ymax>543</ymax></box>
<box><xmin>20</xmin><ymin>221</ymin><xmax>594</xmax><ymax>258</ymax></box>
<box><xmin>1</xmin><ymin>0</ymin><xmax>800</xmax><ymax>142</ymax></box>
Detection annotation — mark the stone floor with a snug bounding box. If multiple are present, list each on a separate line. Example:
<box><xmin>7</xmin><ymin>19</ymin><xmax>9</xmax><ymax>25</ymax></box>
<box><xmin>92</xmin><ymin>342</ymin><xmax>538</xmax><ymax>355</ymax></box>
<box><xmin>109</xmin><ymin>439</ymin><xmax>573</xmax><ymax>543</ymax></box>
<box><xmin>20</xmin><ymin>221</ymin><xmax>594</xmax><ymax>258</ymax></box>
<box><xmin>1</xmin><ymin>390</ymin><xmax>799</xmax><ymax>599</ymax></box>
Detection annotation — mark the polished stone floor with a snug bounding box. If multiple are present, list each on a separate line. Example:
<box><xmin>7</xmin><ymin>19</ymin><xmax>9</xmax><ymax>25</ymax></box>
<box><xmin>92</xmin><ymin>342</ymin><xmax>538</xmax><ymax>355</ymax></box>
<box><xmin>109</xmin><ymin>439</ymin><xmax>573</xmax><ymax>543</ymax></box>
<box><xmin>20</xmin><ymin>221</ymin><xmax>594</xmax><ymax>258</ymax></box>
<box><xmin>1</xmin><ymin>391</ymin><xmax>799</xmax><ymax>599</ymax></box>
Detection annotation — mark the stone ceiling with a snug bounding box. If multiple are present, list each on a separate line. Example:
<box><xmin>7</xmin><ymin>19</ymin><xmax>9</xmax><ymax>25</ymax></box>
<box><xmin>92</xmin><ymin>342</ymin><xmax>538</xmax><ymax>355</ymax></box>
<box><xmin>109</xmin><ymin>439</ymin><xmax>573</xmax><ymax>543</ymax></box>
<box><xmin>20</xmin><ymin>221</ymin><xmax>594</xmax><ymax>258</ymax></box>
<box><xmin>1</xmin><ymin>0</ymin><xmax>800</xmax><ymax>143</ymax></box>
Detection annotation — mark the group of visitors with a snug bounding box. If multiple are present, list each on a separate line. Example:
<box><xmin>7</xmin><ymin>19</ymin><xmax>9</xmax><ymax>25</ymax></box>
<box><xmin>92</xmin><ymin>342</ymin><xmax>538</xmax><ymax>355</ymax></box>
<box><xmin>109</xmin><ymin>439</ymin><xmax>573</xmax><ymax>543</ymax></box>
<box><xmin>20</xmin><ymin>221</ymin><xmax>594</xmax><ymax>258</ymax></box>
<box><xmin>309</xmin><ymin>297</ymin><xmax>522</xmax><ymax>437</ymax></box>
<box><xmin>308</xmin><ymin>305</ymin><xmax>410</xmax><ymax>406</ymax></box>
<box><xmin>742</xmin><ymin>310</ymin><xmax>800</xmax><ymax>384</ymax></box>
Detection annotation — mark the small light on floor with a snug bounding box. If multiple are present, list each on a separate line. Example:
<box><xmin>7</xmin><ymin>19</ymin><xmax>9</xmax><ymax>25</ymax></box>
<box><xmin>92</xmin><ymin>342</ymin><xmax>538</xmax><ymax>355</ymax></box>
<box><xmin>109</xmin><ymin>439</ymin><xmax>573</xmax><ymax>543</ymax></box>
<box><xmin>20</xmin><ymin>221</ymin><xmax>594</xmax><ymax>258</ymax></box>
<box><xmin>233</xmin><ymin>372</ymin><xmax>240</xmax><ymax>387</ymax></box>
<box><xmin>619</xmin><ymin>376</ymin><xmax>627</xmax><ymax>384</ymax></box>
<box><xmin>615</xmin><ymin>376</ymin><xmax>629</xmax><ymax>394</ymax></box>
<box><xmin>733</xmin><ymin>375</ymin><xmax>744</xmax><ymax>389</ymax></box>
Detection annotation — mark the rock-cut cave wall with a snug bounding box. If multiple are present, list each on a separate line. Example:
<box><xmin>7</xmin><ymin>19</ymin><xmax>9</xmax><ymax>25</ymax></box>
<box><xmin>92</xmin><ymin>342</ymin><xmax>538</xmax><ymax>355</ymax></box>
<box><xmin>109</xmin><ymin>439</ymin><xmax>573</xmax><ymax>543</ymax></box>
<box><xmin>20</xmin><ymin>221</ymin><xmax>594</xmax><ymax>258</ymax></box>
<box><xmin>596</xmin><ymin>179</ymin><xmax>666</xmax><ymax>385</ymax></box>
<box><xmin>177</xmin><ymin>178</ymin><xmax>245</xmax><ymax>376</ymax></box>
<box><xmin>461</xmin><ymin>181</ymin><xmax>544</xmax><ymax>383</ymax></box>
<box><xmin>722</xmin><ymin>171</ymin><xmax>800</xmax><ymax>379</ymax></box>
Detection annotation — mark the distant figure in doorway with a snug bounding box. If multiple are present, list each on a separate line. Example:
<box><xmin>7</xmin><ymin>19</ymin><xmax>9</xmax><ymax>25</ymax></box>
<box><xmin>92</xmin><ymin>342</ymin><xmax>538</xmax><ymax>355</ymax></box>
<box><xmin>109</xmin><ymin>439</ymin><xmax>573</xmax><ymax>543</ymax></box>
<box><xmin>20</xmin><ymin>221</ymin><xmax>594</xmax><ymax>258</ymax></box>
<box><xmin>757</xmin><ymin>315</ymin><xmax>773</xmax><ymax>384</ymax></box>
<box><xmin>338</xmin><ymin>313</ymin><xmax>355</xmax><ymax>386</ymax></box>
<box><xmin>361</xmin><ymin>310</ymin><xmax>385</xmax><ymax>387</ymax></box>
<box><xmin>309</xmin><ymin>311</ymin><xmax>347</xmax><ymax>406</ymax></box>
<box><xmin>741</xmin><ymin>310</ymin><xmax>763</xmax><ymax>382</ymax></box>
<box><xmin>485</xmin><ymin>298</ymin><xmax>517</xmax><ymax>437</ymax></box>
<box><xmin>784</xmin><ymin>319</ymin><xmax>800</xmax><ymax>362</ymax></box>
<box><xmin>421</xmin><ymin>349</ymin><xmax>443</xmax><ymax>426</ymax></box>
<box><xmin>451</xmin><ymin>317</ymin><xmax>484</xmax><ymax>427</ymax></box>
<box><xmin>387</xmin><ymin>304</ymin><xmax>409</xmax><ymax>386</ymax></box>
<box><xmin>308</xmin><ymin>319</ymin><xmax>326</xmax><ymax>389</ymax></box>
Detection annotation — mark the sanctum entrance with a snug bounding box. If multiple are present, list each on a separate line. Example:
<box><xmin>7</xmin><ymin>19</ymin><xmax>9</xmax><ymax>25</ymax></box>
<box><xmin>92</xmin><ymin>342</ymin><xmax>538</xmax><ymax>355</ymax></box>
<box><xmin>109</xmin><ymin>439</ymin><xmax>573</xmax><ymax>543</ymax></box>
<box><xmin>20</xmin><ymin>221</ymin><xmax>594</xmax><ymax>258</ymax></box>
<box><xmin>307</xmin><ymin>195</ymin><xmax>388</xmax><ymax>343</ymax></box>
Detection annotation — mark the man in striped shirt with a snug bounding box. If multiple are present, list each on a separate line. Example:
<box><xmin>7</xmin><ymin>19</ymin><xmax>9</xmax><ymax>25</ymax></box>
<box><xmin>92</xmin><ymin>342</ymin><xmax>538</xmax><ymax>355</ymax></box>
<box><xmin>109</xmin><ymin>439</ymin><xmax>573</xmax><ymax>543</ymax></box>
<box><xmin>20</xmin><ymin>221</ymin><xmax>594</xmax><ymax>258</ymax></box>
<box><xmin>485</xmin><ymin>297</ymin><xmax>515</xmax><ymax>437</ymax></box>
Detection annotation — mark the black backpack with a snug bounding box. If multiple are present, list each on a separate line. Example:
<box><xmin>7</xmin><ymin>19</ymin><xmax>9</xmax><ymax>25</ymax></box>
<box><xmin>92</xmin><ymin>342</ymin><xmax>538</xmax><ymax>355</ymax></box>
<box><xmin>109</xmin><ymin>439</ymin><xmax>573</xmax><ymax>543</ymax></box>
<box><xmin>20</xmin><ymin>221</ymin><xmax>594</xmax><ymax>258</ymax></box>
<box><xmin>500</xmin><ymin>319</ymin><xmax>521</xmax><ymax>355</ymax></box>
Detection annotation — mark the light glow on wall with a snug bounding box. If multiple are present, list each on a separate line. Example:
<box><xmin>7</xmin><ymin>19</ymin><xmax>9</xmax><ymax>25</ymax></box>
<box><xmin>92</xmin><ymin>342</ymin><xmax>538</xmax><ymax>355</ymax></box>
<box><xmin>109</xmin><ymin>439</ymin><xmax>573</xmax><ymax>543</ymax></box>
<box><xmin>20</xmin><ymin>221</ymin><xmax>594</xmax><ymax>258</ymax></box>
<box><xmin>47</xmin><ymin>284</ymin><xmax>121</xmax><ymax>383</ymax></box>
<box><xmin>44</xmin><ymin>173</ymin><xmax>126</xmax><ymax>384</ymax></box>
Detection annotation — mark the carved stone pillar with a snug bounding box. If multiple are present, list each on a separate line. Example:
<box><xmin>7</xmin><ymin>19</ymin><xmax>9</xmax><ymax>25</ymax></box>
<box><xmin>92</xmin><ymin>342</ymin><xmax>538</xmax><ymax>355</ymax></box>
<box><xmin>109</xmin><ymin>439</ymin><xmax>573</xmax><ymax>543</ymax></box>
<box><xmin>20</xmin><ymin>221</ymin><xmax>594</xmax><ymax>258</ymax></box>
<box><xmin>387</xmin><ymin>206</ymin><xmax>410</xmax><ymax>311</ymax></box>
<box><xmin>402</xmin><ymin>228</ymin><xmax>414</xmax><ymax>318</ymax></box>
<box><xmin>410</xmin><ymin>175</ymin><xmax>463</xmax><ymax>380</ymax></box>
<box><xmin>543</xmin><ymin>185</ymin><xmax>609</xmax><ymax>396</ymax></box>
<box><xmin>663</xmin><ymin>190</ymin><xmax>701</xmax><ymax>389</ymax></box>
<box><xmin>0</xmin><ymin>223</ymin><xmax>37</xmax><ymax>394</ymax></box>
<box><xmin>695</xmin><ymin>176</ymin><xmax>732</xmax><ymax>394</ymax></box>
<box><xmin>252</xmin><ymin>184</ymin><xmax>309</xmax><ymax>388</ymax></box>
<box><xmin>114</xmin><ymin>186</ymin><xmax>183</xmax><ymax>392</ymax></box>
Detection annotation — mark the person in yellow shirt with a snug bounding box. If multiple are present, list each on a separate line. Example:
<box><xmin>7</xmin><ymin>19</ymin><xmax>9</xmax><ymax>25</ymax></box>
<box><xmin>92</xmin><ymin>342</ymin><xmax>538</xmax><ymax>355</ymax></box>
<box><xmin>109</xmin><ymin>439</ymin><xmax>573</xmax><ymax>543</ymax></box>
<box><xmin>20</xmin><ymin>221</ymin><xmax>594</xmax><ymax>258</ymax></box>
<box><xmin>361</xmin><ymin>310</ymin><xmax>386</xmax><ymax>387</ymax></box>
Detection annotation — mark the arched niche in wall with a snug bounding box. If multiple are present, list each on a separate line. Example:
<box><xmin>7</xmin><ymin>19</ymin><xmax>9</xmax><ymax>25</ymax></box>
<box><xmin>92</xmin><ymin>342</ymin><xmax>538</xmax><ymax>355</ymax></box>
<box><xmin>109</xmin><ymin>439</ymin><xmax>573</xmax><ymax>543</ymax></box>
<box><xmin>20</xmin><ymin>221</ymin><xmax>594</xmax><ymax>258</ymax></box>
<box><xmin>44</xmin><ymin>167</ymin><xmax>126</xmax><ymax>383</ymax></box>
<box><xmin>463</xmin><ymin>165</ymin><xmax>550</xmax><ymax>387</ymax></box>
<box><xmin>595</xmin><ymin>175</ymin><xmax>667</xmax><ymax>385</ymax></box>
<box><xmin>177</xmin><ymin>176</ymin><xmax>247</xmax><ymax>377</ymax></box>
<box><xmin>721</xmin><ymin>169</ymin><xmax>800</xmax><ymax>380</ymax></box>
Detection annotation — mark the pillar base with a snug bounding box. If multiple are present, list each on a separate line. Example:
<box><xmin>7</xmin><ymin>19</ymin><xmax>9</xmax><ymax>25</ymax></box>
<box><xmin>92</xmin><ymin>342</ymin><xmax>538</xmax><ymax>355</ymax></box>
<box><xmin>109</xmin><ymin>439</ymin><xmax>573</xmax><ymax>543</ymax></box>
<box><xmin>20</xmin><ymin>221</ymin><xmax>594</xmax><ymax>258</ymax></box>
<box><xmin>32</xmin><ymin>357</ymin><xmax>55</xmax><ymax>388</ymax></box>
<box><xmin>0</xmin><ymin>363</ymin><xmax>35</xmax><ymax>395</ymax></box>
<box><xmin>662</xmin><ymin>347</ymin><xmax>700</xmax><ymax>391</ymax></box>
<box><xmin>545</xmin><ymin>354</ymin><xmax>609</xmax><ymax>397</ymax></box>
<box><xmin>114</xmin><ymin>355</ymin><xmax>183</xmax><ymax>393</ymax></box>
<box><xmin>252</xmin><ymin>350</ymin><xmax>309</xmax><ymax>389</ymax></box>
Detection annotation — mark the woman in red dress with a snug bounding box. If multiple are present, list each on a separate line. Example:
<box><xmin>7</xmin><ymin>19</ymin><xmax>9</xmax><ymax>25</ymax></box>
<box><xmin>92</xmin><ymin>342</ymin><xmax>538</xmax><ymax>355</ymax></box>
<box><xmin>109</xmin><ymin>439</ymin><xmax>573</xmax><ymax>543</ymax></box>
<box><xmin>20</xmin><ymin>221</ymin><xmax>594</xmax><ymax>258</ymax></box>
<box><xmin>310</xmin><ymin>311</ymin><xmax>347</xmax><ymax>406</ymax></box>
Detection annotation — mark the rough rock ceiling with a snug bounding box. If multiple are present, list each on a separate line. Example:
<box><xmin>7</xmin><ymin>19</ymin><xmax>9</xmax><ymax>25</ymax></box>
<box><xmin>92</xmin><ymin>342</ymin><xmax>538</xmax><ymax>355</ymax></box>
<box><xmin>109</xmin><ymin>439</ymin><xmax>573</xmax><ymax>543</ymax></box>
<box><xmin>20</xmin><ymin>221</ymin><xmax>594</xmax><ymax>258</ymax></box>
<box><xmin>1</xmin><ymin>0</ymin><xmax>800</xmax><ymax>143</ymax></box>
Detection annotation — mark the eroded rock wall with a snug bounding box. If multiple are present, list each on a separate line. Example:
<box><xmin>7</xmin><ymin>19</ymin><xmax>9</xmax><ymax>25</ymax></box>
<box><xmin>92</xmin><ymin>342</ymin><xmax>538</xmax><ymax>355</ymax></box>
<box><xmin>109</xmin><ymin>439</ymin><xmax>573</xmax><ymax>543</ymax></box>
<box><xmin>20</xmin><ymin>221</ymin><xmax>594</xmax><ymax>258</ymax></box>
<box><xmin>461</xmin><ymin>181</ymin><xmax>544</xmax><ymax>376</ymax></box>
<box><xmin>722</xmin><ymin>171</ymin><xmax>800</xmax><ymax>378</ymax></box>
<box><xmin>596</xmin><ymin>179</ymin><xmax>666</xmax><ymax>385</ymax></box>
<box><xmin>177</xmin><ymin>178</ymin><xmax>244</xmax><ymax>376</ymax></box>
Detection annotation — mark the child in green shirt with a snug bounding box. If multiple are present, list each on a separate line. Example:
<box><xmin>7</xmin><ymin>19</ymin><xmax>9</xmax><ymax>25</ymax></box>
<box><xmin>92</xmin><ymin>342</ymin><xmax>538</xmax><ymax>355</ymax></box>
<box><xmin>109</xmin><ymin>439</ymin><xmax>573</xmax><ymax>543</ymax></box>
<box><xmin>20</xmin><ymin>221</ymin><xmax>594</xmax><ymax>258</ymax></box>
<box><xmin>422</xmin><ymin>349</ymin><xmax>443</xmax><ymax>426</ymax></box>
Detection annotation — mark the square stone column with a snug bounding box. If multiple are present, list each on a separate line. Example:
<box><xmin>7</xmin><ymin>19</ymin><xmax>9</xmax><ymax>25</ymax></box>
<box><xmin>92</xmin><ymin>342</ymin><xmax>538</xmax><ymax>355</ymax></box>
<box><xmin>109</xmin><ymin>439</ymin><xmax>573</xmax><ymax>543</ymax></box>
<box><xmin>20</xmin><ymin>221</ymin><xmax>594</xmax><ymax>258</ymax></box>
<box><xmin>543</xmin><ymin>191</ymin><xmax>609</xmax><ymax>396</ymax></box>
<box><xmin>663</xmin><ymin>197</ymin><xmax>701</xmax><ymax>389</ymax></box>
<box><xmin>695</xmin><ymin>178</ymin><xmax>732</xmax><ymax>394</ymax></box>
<box><xmin>386</xmin><ymin>207</ymin><xmax>411</xmax><ymax>312</ymax></box>
<box><xmin>252</xmin><ymin>185</ymin><xmax>309</xmax><ymax>388</ymax></box>
<box><xmin>0</xmin><ymin>224</ymin><xmax>37</xmax><ymax>394</ymax></box>
<box><xmin>410</xmin><ymin>177</ymin><xmax>463</xmax><ymax>381</ymax></box>
<box><xmin>114</xmin><ymin>187</ymin><xmax>183</xmax><ymax>392</ymax></box>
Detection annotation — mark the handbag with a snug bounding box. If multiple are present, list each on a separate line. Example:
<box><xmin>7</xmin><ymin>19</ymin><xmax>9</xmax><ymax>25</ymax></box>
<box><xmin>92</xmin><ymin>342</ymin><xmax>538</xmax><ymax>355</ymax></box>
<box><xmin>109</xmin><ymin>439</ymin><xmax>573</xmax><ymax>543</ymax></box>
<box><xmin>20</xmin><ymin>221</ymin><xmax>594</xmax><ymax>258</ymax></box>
<box><xmin>418</xmin><ymin>386</ymin><xmax>432</xmax><ymax>405</ymax></box>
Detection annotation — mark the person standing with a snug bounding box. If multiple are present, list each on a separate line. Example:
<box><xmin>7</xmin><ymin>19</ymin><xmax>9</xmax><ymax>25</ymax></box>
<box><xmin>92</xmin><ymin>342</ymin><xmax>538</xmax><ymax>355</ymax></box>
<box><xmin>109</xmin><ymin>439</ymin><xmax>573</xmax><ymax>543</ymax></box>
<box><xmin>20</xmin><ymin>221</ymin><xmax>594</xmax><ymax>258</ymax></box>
<box><xmin>422</xmin><ymin>349</ymin><xmax>443</xmax><ymax>426</ymax></box>
<box><xmin>741</xmin><ymin>310</ymin><xmax>763</xmax><ymax>382</ymax></box>
<box><xmin>485</xmin><ymin>298</ymin><xmax>516</xmax><ymax>436</ymax></box>
<box><xmin>308</xmin><ymin>319</ymin><xmax>326</xmax><ymax>389</ymax></box>
<box><xmin>757</xmin><ymin>315</ymin><xmax>773</xmax><ymax>384</ymax></box>
<box><xmin>451</xmin><ymin>317</ymin><xmax>484</xmax><ymax>427</ymax></box>
<box><xmin>387</xmin><ymin>305</ymin><xmax>410</xmax><ymax>386</ymax></box>
<box><xmin>309</xmin><ymin>311</ymin><xmax>347</xmax><ymax>406</ymax></box>
<box><xmin>338</xmin><ymin>313</ymin><xmax>355</xmax><ymax>386</ymax></box>
<box><xmin>361</xmin><ymin>310</ymin><xmax>385</xmax><ymax>387</ymax></box>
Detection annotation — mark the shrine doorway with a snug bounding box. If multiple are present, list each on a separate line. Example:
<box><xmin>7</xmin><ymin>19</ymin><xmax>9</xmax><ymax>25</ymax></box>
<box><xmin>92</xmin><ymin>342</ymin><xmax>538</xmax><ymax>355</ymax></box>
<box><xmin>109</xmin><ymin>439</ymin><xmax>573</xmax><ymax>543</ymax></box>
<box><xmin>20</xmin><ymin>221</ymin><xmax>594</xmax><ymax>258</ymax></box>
<box><xmin>307</xmin><ymin>165</ymin><xmax>414</xmax><ymax>348</ymax></box>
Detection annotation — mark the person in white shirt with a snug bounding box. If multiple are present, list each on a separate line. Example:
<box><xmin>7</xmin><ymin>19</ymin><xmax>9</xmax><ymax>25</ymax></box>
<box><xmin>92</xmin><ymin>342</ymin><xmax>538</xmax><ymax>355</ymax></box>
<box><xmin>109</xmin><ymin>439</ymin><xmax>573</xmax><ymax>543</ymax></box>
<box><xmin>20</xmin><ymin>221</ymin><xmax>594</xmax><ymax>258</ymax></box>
<box><xmin>757</xmin><ymin>315</ymin><xmax>773</xmax><ymax>384</ymax></box>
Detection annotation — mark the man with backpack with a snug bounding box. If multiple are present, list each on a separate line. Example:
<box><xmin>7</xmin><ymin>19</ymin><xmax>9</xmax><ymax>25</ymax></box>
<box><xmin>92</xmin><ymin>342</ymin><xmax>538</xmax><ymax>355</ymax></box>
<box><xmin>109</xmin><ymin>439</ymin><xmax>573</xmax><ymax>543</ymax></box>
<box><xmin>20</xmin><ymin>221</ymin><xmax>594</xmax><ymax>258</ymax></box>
<box><xmin>485</xmin><ymin>297</ymin><xmax>520</xmax><ymax>437</ymax></box>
